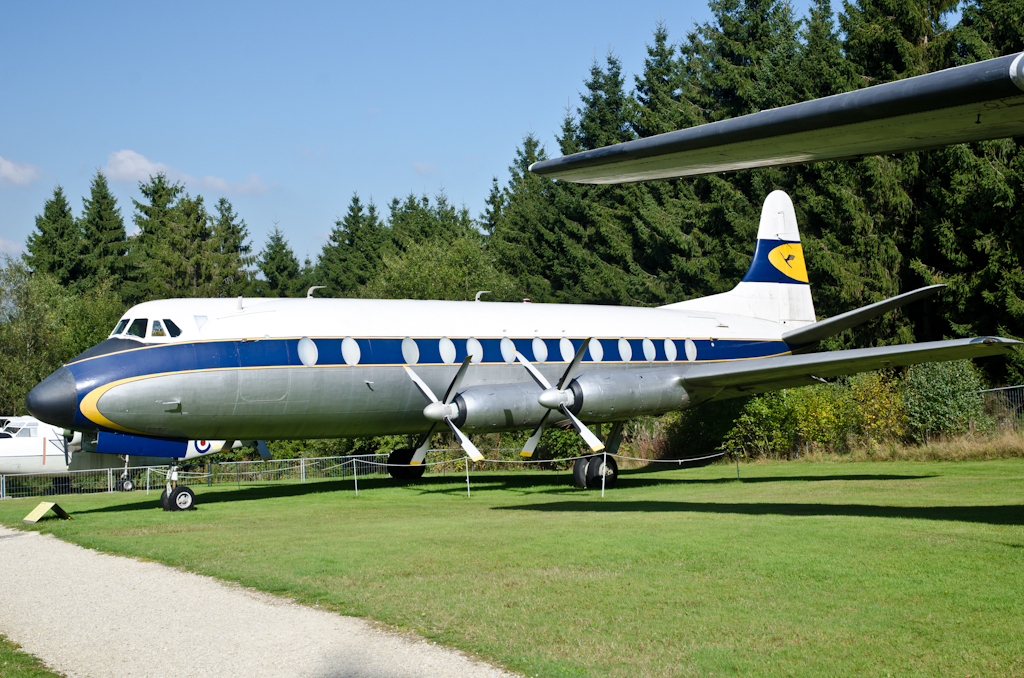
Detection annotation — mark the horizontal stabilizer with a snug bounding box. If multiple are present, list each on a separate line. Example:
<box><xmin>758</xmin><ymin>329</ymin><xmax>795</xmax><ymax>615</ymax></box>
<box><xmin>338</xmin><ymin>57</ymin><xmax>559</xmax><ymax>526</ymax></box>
<box><xmin>783</xmin><ymin>285</ymin><xmax>945</xmax><ymax>347</ymax></box>
<box><xmin>530</xmin><ymin>53</ymin><xmax>1024</xmax><ymax>183</ymax></box>
<box><xmin>682</xmin><ymin>337</ymin><xmax>1018</xmax><ymax>396</ymax></box>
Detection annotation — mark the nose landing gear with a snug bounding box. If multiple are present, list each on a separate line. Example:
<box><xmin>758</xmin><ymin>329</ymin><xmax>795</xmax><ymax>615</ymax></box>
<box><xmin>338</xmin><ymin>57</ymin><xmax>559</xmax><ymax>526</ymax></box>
<box><xmin>160</xmin><ymin>461</ymin><xmax>196</xmax><ymax>511</ymax></box>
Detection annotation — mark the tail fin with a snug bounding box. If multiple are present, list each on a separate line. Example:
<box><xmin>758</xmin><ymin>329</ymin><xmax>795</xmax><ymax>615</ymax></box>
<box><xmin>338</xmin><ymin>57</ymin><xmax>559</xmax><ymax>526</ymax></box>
<box><xmin>662</xmin><ymin>190</ymin><xmax>816</xmax><ymax>328</ymax></box>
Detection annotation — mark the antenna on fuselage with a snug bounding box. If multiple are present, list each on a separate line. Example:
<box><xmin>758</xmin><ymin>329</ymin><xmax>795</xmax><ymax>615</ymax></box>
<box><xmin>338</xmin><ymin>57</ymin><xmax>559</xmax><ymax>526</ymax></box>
<box><xmin>307</xmin><ymin>286</ymin><xmax>326</xmax><ymax>299</ymax></box>
<box><xmin>474</xmin><ymin>290</ymin><xmax>490</xmax><ymax>302</ymax></box>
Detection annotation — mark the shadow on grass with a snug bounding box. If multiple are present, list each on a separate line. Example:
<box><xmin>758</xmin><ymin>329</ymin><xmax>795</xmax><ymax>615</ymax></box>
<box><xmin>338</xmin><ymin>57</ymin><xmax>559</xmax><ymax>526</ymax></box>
<box><xmin>69</xmin><ymin>470</ymin><xmax>939</xmax><ymax>514</ymax></box>
<box><xmin>494</xmin><ymin>500</ymin><xmax>1024</xmax><ymax>525</ymax></box>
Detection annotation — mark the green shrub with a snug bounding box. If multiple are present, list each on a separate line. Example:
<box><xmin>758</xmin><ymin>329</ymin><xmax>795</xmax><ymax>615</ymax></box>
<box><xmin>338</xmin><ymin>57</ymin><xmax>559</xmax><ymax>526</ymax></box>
<box><xmin>902</xmin><ymin>360</ymin><xmax>990</xmax><ymax>441</ymax></box>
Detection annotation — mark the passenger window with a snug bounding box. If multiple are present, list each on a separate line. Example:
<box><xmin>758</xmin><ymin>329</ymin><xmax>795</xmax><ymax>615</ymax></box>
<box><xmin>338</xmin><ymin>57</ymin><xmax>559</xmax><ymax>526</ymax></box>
<box><xmin>126</xmin><ymin>318</ymin><xmax>148</xmax><ymax>338</ymax></box>
<box><xmin>164</xmin><ymin>319</ymin><xmax>182</xmax><ymax>337</ymax></box>
<box><xmin>113</xmin><ymin>319</ymin><xmax>129</xmax><ymax>335</ymax></box>
<box><xmin>152</xmin><ymin>320</ymin><xmax>167</xmax><ymax>337</ymax></box>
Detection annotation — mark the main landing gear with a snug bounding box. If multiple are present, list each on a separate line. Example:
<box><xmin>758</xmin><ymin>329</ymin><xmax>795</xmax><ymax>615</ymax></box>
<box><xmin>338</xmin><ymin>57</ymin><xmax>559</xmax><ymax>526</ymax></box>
<box><xmin>387</xmin><ymin>448</ymin><xmax>426</xmax><ymax>480</ymax></box>
<box><xmin>572</xmin><ymin>421</ymin><xmax>625</xmax><ymax>490</ymax></box>
<box><xmin>160</xmin><ymin>461</ymin><xmax>196</xmax><ymax>511</ymax></box>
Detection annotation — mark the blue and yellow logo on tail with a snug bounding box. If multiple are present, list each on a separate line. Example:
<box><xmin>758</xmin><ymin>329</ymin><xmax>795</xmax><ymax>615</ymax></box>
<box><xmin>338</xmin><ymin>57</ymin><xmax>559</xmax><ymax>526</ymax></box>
<box><xmin>742</xmin><ymin>239</ymin><xmax>809</xmax><ymax>284</ymax></box>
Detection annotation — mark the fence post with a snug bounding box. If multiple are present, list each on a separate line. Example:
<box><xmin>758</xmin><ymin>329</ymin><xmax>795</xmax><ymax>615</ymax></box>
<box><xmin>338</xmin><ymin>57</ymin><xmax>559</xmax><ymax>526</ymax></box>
<box><xmin>146</xmin><ymin>467</ymin><xmax>150</xmax><ymax>495</ymax></box>
<box><xmin>107</xmin><ymin>468</ymin><xmax>113</xmax><ymax>493</ymax></box>
<box><xmin>353</xmin><ymin>459</ymin><xmax>358</xmax><ymax>496</ymax></box>
<box><xmin>301</xmin><ymin>458</ymin><xmax>306</xmax><ymax>483</ymax></box>
<box><xmin>1</xmin><ymin>474</ymin><xmax>5</xmax><ymax>500</ymax></box>
<box><xmin>465</xmin><ymin>457</ymin><xmax>471</xmax><ymax>498</ymax></box>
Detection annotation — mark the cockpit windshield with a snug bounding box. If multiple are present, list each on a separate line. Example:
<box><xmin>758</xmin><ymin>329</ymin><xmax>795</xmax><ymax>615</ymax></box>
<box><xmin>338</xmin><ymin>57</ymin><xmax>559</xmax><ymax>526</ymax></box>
<box><xmin>112</xmin><ymin>319</ymin><xmax>129</xmax><ymax>335</ymax></box>
<box><xmin>126</xmin><ymin>319</ymin><xmax>148</xmax><ymax>338</ymax></box>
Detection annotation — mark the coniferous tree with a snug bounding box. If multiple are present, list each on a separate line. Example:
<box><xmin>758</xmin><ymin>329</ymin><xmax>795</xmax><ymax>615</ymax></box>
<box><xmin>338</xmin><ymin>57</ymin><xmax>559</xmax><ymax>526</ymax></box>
<box><xmin>79</xmin><ymin>171</ymin><xmax>128</xmax><ymax>294</ymax></box>
<box><xmin>317</xmin><ymin>193</ymin><xmax>390</xmax><ymax>296</ymax></box>
<box><xmin>212</xmin><ymin>197</ymin><xmax>253</xmax><ymax>296</ymax></box>
<box><xmin>24</xmin><ymin>186</ymin><xmax>86</xmax><ymax>288</ymax></box>
<box><xmin>577</xmin><ymin>53</ymin><xmax>636</xmax><ymax>151</ymax></box>
<box><xmin>257</xmin><ymin>226</ymin><xmax>301</xmax><ymax>297</ymax></box>
<box><xmin>124</xmin><ymin>173</ymin><xmax>184</xmax><ymax>303</ymax></box>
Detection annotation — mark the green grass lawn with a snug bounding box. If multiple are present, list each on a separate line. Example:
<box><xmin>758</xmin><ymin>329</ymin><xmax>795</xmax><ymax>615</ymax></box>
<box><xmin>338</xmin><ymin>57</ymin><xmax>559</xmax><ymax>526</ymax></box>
<box><xmin>2</xmin><ymin>460</ymin><xmax>1022</xmax><ymax>677</ymax></box>
<box><xmin>0</xmin><ymin>636</ymin><xmax>64</xmax><ymax>678</ymax></box>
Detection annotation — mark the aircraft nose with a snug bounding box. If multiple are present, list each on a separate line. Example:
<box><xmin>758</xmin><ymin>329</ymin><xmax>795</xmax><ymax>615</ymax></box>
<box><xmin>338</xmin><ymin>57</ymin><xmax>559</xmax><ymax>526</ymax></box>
<box><xmin>26</xmin><ymin>367</ymin><xmax>78</xmax><ymax>430</ymax></box>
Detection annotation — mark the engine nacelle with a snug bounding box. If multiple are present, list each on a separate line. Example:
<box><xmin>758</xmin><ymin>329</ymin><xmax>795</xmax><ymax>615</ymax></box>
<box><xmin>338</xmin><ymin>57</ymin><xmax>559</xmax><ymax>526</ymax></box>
<box><xmin>566</xmin><ymin>369</ymin><xmax>689</xmax><ymax>421</ymax></box>
<box><xmin>452</xmin><ymin>383</ymin><xmax>547</xmax><ymax>432</ymax></box>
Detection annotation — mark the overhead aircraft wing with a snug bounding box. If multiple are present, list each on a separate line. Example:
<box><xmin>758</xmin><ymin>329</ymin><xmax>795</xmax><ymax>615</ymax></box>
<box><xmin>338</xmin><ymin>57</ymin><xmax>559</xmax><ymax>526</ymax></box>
<box><xmin>681</xmin><ymin>336</ymin><xmax>1018</xmax><ymax>398</ymax></box>
<box><xmin>530</xmin><ymin>53</ymin><xmax>1024</xmax><ymax>184</ymax></box>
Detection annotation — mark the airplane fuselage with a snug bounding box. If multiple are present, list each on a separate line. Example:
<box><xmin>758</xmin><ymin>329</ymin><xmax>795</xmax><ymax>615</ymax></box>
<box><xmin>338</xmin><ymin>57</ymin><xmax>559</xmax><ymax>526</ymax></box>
<box><xmin>31</xmin><ymin>297</ymin><xmax>791</xmax><ymax>442</ymax></box>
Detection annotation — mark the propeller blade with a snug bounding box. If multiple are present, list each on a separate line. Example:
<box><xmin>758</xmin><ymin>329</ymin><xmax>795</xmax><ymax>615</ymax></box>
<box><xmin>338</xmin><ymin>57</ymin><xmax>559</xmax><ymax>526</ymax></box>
<box><xmin>411</xmin><ymin>422</ymin><xmax>439</xmax><ymax>464</ymax></box>
<box><xmin>521</xmin><ymin>410</ymin><xmax>551</xmax><ymax>457</ymax></box>
<box><xmin>444</xmin><ymin>417</ymin><xmax>484</xmax><ymax>461</ymax></box>
<box><xmin>514</xmin><ymin>351</ymin><xmax>552</xmax><ymax>390</ymax></box>
<box><xmin>442</xmin><ymin>357</ymin><xmax>473</xmax><ymax>404</ymax></box>
<box><xmin>557</xmin><ymin>337</ymin><xmax>592</xmax><ymax>390</ymax></box>
<box><xmin>404</xmin><ymin>365</ymin><xmax>440</xmax><ymax>403</ymax></box>
<box><xmin>559</xmin><ymin>404</ymin><xmax>605</xmax><ymax>452</ymax></box>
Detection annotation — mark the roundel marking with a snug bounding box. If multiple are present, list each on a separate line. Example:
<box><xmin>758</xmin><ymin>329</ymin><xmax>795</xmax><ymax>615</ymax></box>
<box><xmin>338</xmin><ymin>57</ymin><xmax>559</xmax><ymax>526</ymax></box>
<box><xmin>439</xmin><ymin>337</ymin><xmax>457</xmax><ymax>365</ymax></box>
<box><xmin>297</xmin><ymin>337</ymin><xmax>318</xmax><ymax>367</ymax></box>
<box><xmin>532</xmin><ymin>337</ymin><xmax>548</xmax><ymax>363</ymax></box>
<box><xmin>559</xmin><ymin>337</ymin><xmax>575</xmax><ymax>363</ymax></box>
<box><xmin>401</xmin><ymin>337</ymin><xmax>420</xmax><ymax>365</ymax></box>
<box><xmin>500</xmin><ymin>337</ymin><xmax>516</xmax><ymax>364</ymax></box>
<box><xmin>196</xmin><ymin>440</ymin><xmax>211</xmax><ymax>453</ymax></box>
<box><xmin>466</xmin><ymin>338</ymin><xmax>484</xmax><ymax>364</ymax></box>
<box><xmin>618</xmin><ymin>338</ymin><xmax>632</xmax><ymax>362</ymax></box>
<box><xmin>767</xmin><ymin>243</ymin><xmax>808</xmax><ymax>283</ymax></box>
<box><xmin>342</xmin><ymin>337</ymin><xmax>361</xmax><ymax>366</ymax></box>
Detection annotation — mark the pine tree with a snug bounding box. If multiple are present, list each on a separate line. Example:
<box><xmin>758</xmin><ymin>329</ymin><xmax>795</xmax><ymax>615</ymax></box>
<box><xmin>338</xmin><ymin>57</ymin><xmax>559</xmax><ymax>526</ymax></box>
<box><xmin>577</xmin><ymin>52</ymin><xmax>636</xmax><ymax>151</ymax></box>
<box><xmin>212</xmin><ymin>198</ymin><xmax>253</xmax><ymax>296</ymax></box>
<box><xmin>317</xmin><ymin>193</ymin><xmax>391</xmax><ymax>296</ymax></box>
<box><xmin>24</xmin><ymin>186</ymin><xmax>86</xmax><ymax>288</ymax></box>
<box><xmin>257</xmin><ymin>225</ymin><xmax>301</xmax><ymax>297</ymax></box>
<box><xmin>840</xmin><ymin>0</ymin><xmax>959</xmax><ymax>83</ymax></box>
<box><xmin>79</xmin><ymin>171</ymin><xmax>128</xmax><ymax>294</ymax></box>
<box><xmin>123</xmin><ymin>174</ymin><xmax>184</xmax><ymax>302</ymax></box>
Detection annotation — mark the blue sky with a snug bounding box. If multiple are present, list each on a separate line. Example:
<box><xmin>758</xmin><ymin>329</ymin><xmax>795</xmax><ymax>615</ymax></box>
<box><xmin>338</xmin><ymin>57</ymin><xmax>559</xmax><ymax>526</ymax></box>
<box><xmin>0</xmin><ymin>0</ymin><xmax>814</xmax><ymax>263</ymax></box>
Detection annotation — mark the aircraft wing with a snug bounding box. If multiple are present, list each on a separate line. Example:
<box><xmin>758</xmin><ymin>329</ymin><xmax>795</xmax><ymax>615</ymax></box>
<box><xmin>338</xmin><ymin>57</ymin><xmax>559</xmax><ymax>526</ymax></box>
<box><xmin>681</xmin><ymin>336</ymin><xmax>1018</xmax><ymax>398</ymax></box>
<box><xmin>530</xmin><ymin>53</ymin><xmax>1024</xmax><ymax>184</ymax></box>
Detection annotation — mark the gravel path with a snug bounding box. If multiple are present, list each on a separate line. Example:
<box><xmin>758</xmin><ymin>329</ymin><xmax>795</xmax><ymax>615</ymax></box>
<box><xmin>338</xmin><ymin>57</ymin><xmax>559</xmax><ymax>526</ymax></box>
<box><xmin>0</xmin><ymin>526</ymin><xmax>518</xmax><ymax>678</ymax></box>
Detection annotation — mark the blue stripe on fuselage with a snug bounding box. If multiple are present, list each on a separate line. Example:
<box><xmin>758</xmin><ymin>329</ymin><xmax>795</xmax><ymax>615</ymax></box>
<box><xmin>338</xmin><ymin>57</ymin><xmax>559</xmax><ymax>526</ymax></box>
<box><xmin>64</xmin><ymin>336</ymin><xmax>790</xmax><ymax>430</ymax></box>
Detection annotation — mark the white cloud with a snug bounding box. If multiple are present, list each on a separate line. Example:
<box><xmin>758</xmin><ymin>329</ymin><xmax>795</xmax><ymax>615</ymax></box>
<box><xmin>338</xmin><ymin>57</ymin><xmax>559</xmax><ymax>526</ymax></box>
<box><xmin>413</xmin><ymin>161</ymin><xmax>438</xmax><ymax>176</ymax></box>
<box><xmin>0</xmin><ymin>156</ymin><xmax>42</xmax><ymax>186</ymax></box>
<box><xmin>0</xmin><ymin>236</ymin><xmax>23</xmax><ymax>255</ymax></box>
<box><xmin>103</xmin><ymin>150</ymin><xmax>268</xmax><ymax>196</ymax></box>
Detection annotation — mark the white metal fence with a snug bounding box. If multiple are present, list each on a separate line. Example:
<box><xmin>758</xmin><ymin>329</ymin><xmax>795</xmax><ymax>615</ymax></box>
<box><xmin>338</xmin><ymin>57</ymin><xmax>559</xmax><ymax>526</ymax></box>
<box><xmin>0</xmin><ymin>453</ymin><xmax>392</xmax><ymax>500</ymax></box>
<box><xmin>979</xmin><ymin>385</ymin><xmax>1024</xmax><ymax>431</ymax></box>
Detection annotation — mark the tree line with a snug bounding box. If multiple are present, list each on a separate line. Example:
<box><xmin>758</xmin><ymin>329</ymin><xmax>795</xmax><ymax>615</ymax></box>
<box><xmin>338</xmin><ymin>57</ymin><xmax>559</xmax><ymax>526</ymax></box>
<box><xmin>5</xmin><ymin>0</ymin><xmax>1024</xmax><ymax>421</ymax></box>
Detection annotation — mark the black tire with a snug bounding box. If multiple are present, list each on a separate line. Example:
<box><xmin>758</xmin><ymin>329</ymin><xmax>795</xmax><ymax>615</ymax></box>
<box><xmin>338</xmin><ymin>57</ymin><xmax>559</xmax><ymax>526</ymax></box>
<box><xmin>160</xmin><ymin>489</ymin><xmax>170</xmax><ymax>511</ymax></box>
<box><xmin>572</xmin><ymin>456</ymin><xmax>591</xmax><ymax>489</ymax></box>
<box><xmin>586</xmin><ymin>453</ymin><xmax>618</xmax><ymax>490</ymax></box>
<box><xmin>170</xmin><ymin>486</ymin><xmax>196</xmax><ymax>511</ymax></box>
<box><xmin>387</xmin><ymin>449</ymin><xmax>425</xmax><ymax>480</ymax></box>
<box><xmin>120</xmin><ymin>478</ymin><xmax>134</xmax><ymax>492</ymax></box>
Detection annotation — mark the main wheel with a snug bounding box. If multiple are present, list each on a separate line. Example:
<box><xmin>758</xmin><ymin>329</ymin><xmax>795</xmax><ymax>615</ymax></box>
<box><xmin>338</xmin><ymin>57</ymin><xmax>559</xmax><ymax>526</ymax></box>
<box><xmin>585</xmin><ymin>453</ymin><xmax>618</xmax><ymax>490</ymax></box>
<box><xmin>120</xmin><ymin>478</ymin><xmax>134</xmax><ymax>492</ymax></box>
<box><xmin>572</xmin><ymin>456</ymin><xmax>591</xmax><ymax>489</ymax></box>
<box><xmin>160</xmin><ymin>489</ymin><xmax>170</xmax><ymax>511</ymax></box>
<box><xmin>170</xmin><ymin>486</ymin><xmax>196</xmax><ymax>511</ymax></box>
<box><xmin>387</xmin><ymin>449</ymin><xmax>425</xmax><ymax>480</ymax></box>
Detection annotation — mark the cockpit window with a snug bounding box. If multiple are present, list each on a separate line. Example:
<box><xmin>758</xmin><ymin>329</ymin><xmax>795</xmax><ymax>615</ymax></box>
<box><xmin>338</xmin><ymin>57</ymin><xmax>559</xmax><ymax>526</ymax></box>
<box><xmin>126</xmin><ymin>318</ymin><xmax>148</xmax><ymax>338</ymax></box>
<box><xmin>113</xmin><ymin>319</ymin><xmax>129</xmax><ymax>335</ymax></box>
<box><xmin>16</xmin><ymin>427</ymin><xmax>35</xmax><ymax>438</ymax></box>
<box><xmin>152</xmin><ymin>320</ymin><xmax>167</xmax><ymax>337</ymax></box>
<box><xmin>164</xmin><ymin>319</ymin><xmax>182</xmax><ymax>337</ymax></box>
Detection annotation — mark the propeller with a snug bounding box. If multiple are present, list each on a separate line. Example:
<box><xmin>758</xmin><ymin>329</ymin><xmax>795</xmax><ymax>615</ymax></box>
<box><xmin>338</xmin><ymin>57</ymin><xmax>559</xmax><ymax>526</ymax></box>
<box><xmin>516</xmin><ymin>338</ymin><xmax>605</xmax><ymax>457</ymax></box>
<box><xmin>404</xmin><ymin>357</ymin><xmax>484</xmax><ymax>462</ymax></box>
